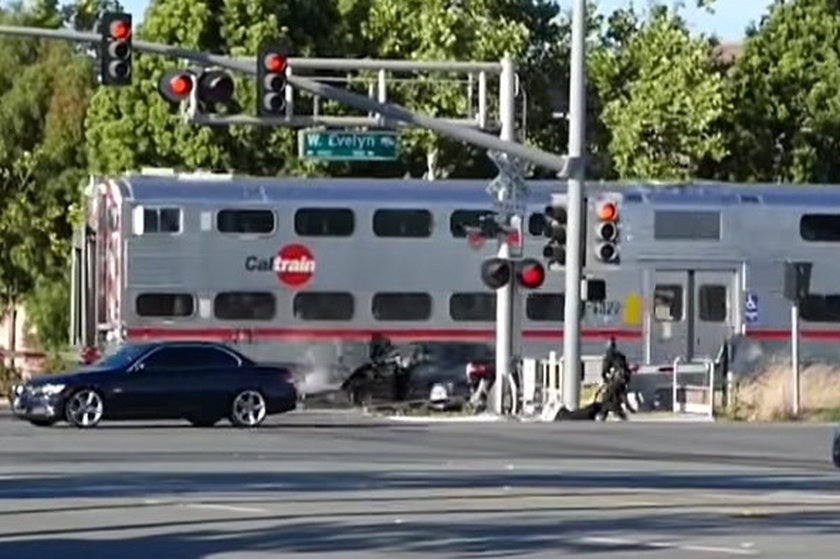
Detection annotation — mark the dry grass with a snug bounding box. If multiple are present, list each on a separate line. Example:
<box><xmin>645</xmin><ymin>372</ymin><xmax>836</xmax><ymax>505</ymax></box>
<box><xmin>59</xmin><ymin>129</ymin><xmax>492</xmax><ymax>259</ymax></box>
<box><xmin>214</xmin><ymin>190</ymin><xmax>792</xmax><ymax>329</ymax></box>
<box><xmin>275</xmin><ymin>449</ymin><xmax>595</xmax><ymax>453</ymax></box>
<box><xmin>731</xmin><ymin>362</ymin><xmax>840</xmax><ymax>421</ymax></box>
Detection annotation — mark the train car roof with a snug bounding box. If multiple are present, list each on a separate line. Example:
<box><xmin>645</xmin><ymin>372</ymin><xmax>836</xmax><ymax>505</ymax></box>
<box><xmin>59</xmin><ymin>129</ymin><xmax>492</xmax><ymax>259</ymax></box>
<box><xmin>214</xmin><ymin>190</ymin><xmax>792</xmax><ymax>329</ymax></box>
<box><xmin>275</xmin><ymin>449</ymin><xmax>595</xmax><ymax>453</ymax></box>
<box><xmin>101</xmin><ymin>172</ymin><xmax>840</xmax><ymax>207</ymax></box>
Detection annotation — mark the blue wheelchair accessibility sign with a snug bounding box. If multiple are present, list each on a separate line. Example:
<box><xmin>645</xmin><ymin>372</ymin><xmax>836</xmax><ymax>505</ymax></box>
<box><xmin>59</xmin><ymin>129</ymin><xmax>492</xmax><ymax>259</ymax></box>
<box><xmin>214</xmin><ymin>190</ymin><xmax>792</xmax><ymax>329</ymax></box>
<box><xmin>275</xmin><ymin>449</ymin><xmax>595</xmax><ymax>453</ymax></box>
<box><xmin>744</xmin><ymin>292</ymin><xmax>759</xmax><ymax>324</ymax></box>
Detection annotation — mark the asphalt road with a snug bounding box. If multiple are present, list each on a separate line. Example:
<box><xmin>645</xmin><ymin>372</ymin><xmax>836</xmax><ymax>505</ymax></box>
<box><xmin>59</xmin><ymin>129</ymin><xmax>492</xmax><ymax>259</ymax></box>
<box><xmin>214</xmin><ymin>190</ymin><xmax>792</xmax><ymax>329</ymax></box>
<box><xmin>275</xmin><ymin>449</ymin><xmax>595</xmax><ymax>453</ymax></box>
<box><xmin>0</xmin><ymin>407</ymin><xmax>838</xmax><ymax>559</ymax></box>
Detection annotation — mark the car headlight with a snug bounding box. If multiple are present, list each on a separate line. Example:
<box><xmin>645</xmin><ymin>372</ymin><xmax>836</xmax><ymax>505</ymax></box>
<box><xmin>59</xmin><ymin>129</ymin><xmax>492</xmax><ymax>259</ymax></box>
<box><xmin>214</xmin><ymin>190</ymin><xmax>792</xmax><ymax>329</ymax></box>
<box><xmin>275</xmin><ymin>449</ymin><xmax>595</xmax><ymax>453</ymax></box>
<box><xmin>39</xmin><ymin>384</ymin><xmax>66</xmax><ymax>396</ymax></box>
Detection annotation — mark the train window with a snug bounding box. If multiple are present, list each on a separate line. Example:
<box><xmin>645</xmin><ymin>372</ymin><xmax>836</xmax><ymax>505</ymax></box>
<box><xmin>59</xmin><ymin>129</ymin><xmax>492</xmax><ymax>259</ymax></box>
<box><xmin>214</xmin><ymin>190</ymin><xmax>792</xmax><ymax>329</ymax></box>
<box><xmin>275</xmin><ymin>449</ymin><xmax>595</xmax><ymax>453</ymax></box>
<box><xmin>217</xmin><ymin>209</ymin><xmax>275</xmax><ymax>234</ymax></box>
<box><xmin>293</xmin><ymin>292</ymin><xmax>354</xmax><ymax>321</ymax></box>
<box><xmin>372</xmin><ymin>292</ymin><xmax>432</xmax><ymax>321</ymax></box>
<box><xmin>800</xmin><ymin>214</ymin><xmax>840</xmax><ymax>242</ymax></box>
<box><xmin>698</xmin><ymin>285</ymin><xmax>727</xmax><ymax>322</ymax></box>
<box><xmin>213</xmin><ymin>292</ymin><xmax>276</xmax><ymax>320</ymax></box>
<box><xmin>526</xmin><ymin>293</ymin><xmax>565</xmax><ymax>321</ymax></box>
<box><xmin>528</xmin><ymin>213</ymin><xmax>546</xmax><ymax>236</ymax></box>
<box><xmin>143</xmin><ymin>207</ymin><xmax>181</xmax><ymax>233</ymax></box>
<box><xmin>653</xmin><ymin>210</ymin><xmax>720</xmax><ymax>240</ymax></box>
<box><xmin>450</xmin><ymin>210</ymin><xmax>496</xmax><ymax>237</ymax></box>
<box><xmin>450</xmin><ymin>293</ymin><xmax>496</xmax><ymax>321</ymax></box>
<box><xmin>294</xmin><ymin>208</ymin><xmax>355</xmax><ymax>237</ymax></box>
<box><xmin>800</xmin><ymin>295</ymin><xmax>840</xmax><ymax>322</ymax></box>
<box><xmin>135</xmin><ymin>293</ymin><xmax>194</xmax><ymax>317</ymax></box>
<box><xmin>653</xmin><ymin>284</ymin><xmax>683</xmax><ymax>321</ymax></box>
<box><xmin>373</xmin><ymin>209</ymin><xmax>433</xmax><ymax>238</ymax></box>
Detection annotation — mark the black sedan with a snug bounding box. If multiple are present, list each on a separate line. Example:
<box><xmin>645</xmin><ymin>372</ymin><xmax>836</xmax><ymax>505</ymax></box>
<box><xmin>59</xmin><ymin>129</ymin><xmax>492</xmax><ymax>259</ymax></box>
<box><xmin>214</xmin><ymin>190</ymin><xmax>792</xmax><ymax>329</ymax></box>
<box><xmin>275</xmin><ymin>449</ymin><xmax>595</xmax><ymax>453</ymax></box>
<box><xmin>8</xmin><ymin>341</ymin><xmax>297</xmax><ymax>428</ymax></box>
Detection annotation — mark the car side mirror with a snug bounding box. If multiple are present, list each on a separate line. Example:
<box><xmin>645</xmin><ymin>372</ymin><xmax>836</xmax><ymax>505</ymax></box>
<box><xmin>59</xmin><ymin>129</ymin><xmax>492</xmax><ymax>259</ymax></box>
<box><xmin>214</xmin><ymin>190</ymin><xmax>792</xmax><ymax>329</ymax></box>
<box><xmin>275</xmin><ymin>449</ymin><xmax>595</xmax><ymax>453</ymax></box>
<box><xmin>132</xmin><ymin>362</ymin><xmax>145</xmax><ymax>372</ymax></box>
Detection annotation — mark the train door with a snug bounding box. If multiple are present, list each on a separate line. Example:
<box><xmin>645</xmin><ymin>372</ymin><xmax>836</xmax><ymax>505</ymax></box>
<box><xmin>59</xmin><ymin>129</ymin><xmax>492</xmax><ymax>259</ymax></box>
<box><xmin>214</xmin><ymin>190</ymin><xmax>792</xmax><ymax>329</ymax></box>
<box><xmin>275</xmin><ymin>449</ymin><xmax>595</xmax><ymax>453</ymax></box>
<box><xmin>647</xmin><ymin>269</ymin><xmax>736</xmax><ymax>363</ymax></box>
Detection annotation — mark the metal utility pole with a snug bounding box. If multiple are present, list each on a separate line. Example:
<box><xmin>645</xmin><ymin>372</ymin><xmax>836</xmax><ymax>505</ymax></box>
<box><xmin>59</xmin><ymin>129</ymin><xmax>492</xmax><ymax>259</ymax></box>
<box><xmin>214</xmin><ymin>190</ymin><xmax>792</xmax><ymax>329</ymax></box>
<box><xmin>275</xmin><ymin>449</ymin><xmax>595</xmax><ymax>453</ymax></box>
<box><xmin>562</xmin><ymin>0</ymin><xmax>587</xmax><ymax>410</ymax></box>
<box><xmin>492</xmin><ymin>56</ymin><xmax>517</xmax><ymax>415</ymax></box>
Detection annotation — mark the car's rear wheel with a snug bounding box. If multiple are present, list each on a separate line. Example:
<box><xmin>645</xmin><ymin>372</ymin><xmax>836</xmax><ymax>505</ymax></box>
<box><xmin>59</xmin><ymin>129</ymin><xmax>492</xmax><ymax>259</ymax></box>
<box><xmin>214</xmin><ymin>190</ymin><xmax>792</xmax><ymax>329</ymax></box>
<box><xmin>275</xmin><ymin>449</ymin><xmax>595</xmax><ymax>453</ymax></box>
<box><xmin>64</xmin><ymin>388</ymin><xmax>104</xmax><ymax>428</ymax></box>
<box><xmin>230</xmin><ymin>390</ymin><xmax>267</xmax><ymax>428</ymax></box>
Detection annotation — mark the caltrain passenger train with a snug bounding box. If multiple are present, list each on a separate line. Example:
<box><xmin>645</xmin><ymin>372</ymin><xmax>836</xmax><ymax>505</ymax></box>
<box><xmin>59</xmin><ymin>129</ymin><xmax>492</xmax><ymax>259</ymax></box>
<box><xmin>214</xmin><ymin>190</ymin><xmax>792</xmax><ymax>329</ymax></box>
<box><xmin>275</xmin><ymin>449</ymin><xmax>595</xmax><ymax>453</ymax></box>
<box><xmin>69</xmin><ymin>169</ymin><xmax>840</xmax><ymax>377</ymax></box>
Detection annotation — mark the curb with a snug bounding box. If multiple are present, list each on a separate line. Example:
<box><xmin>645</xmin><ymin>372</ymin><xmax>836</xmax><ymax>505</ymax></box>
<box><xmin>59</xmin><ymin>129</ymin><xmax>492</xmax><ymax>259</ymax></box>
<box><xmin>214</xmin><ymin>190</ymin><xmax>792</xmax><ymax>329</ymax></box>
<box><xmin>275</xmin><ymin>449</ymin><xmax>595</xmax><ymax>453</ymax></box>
<box><xmin>385</xmin><ymin>413</ymin><xmax>505</xmax><ymax>423</ymax></box>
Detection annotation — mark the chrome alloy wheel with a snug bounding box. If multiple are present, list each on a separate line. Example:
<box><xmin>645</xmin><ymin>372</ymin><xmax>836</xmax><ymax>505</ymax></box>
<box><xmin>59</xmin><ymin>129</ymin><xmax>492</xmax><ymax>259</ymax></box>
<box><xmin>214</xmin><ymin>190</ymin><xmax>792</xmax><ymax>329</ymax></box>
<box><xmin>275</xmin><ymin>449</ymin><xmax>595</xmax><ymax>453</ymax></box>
<box><xmin>65</xmin><ymin>389</ymin><xmax>104</xmax><ymax>428</ymax></box>
<box><xmin>231</xmin><ymin>390</ymin><xmax>267</xmax><ymax>427</ymax></box>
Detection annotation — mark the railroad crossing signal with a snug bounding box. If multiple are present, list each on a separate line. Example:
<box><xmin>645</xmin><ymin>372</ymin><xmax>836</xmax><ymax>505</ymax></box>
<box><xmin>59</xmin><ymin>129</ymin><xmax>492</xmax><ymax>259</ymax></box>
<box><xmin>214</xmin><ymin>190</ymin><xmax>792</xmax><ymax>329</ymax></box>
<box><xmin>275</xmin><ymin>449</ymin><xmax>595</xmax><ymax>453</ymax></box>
<box><xmin>97</xmin><ymin>12</ymin><xmax>132</xmax><ymax>86</ymax></box>
<box><xmin>257</xmin><ymin>42</ymin><xmax>288</xmax><ymax>116</ymax></box>
<box><xmin>157</xmin><ymin>68</ymin><xmax>236</xmax><ymax>113</ymax></box>
<box><xmin>480</xmin><ymin>258</ymin><xmax>545</xmax><ymax>290</ymax></box>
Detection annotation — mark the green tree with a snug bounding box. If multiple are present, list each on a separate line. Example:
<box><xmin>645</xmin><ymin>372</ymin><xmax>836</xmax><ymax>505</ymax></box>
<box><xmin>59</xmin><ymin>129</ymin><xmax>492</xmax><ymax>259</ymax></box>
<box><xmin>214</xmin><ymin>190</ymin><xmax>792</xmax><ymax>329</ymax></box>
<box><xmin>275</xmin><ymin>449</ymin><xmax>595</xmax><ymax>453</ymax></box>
<box><xmin>590</xmin><ymin>4</ymin><xmax>731</xmax><ymax>180</ymax></box>
<box><xmin>83</xmin><ymin>0</ymin><xmax>348</xmax><ymax>177</ymax></box>
<box><xmin>0</xmin><ymin>3</ymin><xmax>92</xmax><ymax>358</ymax></box>
<box><xmin>723</xmin><ymin>0</ymin><xmax>840</xmax><ymax>183</ymax></box>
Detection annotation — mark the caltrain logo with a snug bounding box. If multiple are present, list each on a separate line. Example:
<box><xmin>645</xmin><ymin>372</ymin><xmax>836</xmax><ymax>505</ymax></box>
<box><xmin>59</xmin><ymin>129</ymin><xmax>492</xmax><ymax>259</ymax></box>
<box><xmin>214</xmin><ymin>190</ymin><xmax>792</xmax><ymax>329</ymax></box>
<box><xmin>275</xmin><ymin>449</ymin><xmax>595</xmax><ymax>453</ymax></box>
<box><xmin>245</xmin><ymin>244</ymin><xmax>316</xmax><ymax>288</ymax></box>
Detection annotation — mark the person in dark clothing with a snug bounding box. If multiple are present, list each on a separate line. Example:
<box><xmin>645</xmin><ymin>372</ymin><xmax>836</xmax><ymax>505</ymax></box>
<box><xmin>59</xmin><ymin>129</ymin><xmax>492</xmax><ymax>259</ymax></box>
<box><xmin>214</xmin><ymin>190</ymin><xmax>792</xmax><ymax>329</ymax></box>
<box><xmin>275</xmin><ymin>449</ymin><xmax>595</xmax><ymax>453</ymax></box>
<box><xmin>599</xmin><ymin>337</ymin><xmax>633</xmax><ymax>420</ymax></box>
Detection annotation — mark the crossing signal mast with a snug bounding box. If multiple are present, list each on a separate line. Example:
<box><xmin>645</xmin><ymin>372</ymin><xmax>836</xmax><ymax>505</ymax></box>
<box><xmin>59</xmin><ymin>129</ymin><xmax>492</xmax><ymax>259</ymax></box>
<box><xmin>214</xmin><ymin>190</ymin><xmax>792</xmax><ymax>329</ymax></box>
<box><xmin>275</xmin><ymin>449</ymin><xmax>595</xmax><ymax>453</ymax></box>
<box><xmin>97</xmin><ymin>12</ymin><xmax>132</xmax><ymax>86</ymax></box>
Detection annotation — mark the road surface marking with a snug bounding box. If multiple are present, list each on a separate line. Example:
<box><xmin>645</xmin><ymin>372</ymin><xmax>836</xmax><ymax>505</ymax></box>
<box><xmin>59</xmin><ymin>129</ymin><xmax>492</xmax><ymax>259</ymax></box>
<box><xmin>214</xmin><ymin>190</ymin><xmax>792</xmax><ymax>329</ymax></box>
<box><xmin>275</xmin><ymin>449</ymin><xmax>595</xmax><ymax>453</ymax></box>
<box><xmin>184</xmin><ymin>503</ymin><xmax>268</xmax><ymax>514</ymax></box>
<box><xmin>579</xmin><ymin>536</ymin><xmax>758</xmax><ymax>555</ymax></box>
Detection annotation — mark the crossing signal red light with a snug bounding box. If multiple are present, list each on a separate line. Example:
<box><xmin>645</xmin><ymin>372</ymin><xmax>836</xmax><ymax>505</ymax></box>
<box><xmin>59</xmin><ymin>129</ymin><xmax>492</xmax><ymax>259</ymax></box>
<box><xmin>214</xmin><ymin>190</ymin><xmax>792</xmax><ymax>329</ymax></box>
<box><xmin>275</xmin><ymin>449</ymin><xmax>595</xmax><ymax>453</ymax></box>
<box><xmin>480</xmin><ymin>258</ymin><xmax>512</xmax><ymax>290</ymax></box>
<box><xmin>517</xmin><ymin>259</ymin><xmax>545</xmax><ymax>289</ymax></box>
<box><xmin>157</xmin><ymin>69</ymin><xmax>195</xmax><ymax>104</ymax></box>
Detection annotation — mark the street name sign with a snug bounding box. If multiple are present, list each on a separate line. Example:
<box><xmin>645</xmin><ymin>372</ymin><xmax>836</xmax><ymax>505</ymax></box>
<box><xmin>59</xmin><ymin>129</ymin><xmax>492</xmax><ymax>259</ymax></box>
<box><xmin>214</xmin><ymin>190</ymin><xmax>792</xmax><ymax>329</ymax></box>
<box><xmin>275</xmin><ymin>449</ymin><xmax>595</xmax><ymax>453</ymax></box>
<box><xmin>298</xmin><ymin>129</ymin><xmax>399</xmax><ymax>161</ymax></box>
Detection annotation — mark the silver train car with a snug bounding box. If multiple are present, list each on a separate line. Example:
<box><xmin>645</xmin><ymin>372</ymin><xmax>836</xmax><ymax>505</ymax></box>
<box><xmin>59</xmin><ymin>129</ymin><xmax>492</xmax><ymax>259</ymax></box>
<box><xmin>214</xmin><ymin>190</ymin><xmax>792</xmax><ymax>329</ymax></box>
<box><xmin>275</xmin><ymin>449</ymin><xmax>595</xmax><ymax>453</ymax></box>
<box><xmin>69</xmin><ymin>170</ymin><xmax>840</xmax><ymax>373</ymax></box>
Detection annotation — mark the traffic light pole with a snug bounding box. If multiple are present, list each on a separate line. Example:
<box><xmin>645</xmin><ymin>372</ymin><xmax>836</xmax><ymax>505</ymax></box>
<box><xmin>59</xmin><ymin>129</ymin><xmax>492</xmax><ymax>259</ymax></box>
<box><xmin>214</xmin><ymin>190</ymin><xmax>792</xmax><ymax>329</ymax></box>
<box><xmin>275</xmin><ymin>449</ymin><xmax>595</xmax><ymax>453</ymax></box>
<box><xmin>562</xmin><ymin>0</ymin><xmax>587</xmax><ymax>410</ymax></box>
<box><xmin>0</xmin><ymin>24</ymin><xmax>574</xmax><ymax>176</ymax></box>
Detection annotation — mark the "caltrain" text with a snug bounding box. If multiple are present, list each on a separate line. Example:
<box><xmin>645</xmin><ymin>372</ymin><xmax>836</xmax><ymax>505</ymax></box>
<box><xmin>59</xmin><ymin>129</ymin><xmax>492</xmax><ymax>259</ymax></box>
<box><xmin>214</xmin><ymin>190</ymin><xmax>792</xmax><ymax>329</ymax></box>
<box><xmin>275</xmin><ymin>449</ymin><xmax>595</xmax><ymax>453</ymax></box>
<box><xmin>245</xmin><ymin>255</ymin><xmax>316</xmax><ymax>274</ymax></box>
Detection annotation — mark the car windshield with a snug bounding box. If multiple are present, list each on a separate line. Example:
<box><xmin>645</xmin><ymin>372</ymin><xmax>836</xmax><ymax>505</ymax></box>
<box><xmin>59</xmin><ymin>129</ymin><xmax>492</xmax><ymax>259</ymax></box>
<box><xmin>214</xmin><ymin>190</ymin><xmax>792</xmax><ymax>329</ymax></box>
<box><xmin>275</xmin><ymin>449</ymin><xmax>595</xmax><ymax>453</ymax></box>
<box><xmin>94</xmin><ymin>343</ymin><xmax>151</xmax><ymax>369</ymax></box>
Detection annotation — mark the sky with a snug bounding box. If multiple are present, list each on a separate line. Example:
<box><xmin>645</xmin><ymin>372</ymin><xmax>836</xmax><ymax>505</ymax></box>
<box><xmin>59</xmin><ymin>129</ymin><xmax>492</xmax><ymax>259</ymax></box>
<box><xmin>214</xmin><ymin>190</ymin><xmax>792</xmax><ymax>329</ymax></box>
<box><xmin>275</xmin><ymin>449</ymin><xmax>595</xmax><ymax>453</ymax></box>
<box><xmin>114</xmin><ymin>0</ymin><xmax>772</xmax><ymax>43</ymax></box>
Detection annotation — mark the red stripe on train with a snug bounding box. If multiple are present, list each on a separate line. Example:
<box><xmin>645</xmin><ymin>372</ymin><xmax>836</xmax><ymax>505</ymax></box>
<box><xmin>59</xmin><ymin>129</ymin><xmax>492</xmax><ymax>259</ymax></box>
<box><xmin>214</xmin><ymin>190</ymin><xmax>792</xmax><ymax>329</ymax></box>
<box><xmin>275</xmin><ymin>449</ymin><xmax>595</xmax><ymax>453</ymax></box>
<box><xmin>124</xmin><ymin>327</ymin><xmax>643</xmax><ymax>341</ymax></box>
<box><xmin>745</xmin><ymin>329</ymin><xmax>840</xmax><ymax>341</ymax></box>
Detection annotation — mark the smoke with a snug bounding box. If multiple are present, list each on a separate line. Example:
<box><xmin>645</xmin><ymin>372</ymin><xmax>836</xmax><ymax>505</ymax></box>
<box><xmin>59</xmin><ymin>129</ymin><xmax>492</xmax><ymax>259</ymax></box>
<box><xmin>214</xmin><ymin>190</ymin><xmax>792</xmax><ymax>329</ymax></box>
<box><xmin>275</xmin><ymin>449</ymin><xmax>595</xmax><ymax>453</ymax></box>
<box><xmin>294</xmin><ymin>342</ymin><xmax>351</xmax><ymax>396</ymax></box>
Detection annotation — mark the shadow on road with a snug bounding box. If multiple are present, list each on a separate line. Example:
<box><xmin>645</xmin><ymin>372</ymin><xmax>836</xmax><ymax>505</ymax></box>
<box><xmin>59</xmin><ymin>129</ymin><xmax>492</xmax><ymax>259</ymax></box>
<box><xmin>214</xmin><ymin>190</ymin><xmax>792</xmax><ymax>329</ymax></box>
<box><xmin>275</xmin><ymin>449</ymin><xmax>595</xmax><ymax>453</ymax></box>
<box><xmin>2</xmin><ymin>509</ymin><xmax>840</xmax><ymax>558</ymax></box>
<box><xmin>1</xmin><ymin>468</ymin><xmax>838</xmax><ymax>501</ymax></box>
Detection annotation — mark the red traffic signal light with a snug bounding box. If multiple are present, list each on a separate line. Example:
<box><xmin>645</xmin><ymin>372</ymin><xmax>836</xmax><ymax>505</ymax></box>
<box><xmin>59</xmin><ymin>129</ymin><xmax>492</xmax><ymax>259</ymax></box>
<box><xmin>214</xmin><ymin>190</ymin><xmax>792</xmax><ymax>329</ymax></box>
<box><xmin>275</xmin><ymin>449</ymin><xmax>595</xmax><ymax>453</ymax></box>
<box><xmin>98</xmin><ymin>12</ymin><xmax>132</xmax><ymax>86</ymax></box>
<box><xmin>257</xmin><ymin>42</ymin><xmax>289</xmax><ymax>116</ymax></box>
<box><xmin>157</xmin><ymin>69</ymin><xmax>195</xmax><ymax>104</ymax></box>
<box><xmin>517</xmin><ymin>259</ymin><xmax>545</xmax><ymax>289</ymax></box>
<box><xmin>480</xmin><ymin>258</ymin><xmax>511</xmax><ymax>290</ymax></box>
<box><xmin>109</xmin><ymin>19</ymin><xmax>131</xmax><ymax>40</ymax></box>
<box><xmin>264</xmin><ymin>53</ymin><xmax>287</xmax><ymax>73</ymax></box>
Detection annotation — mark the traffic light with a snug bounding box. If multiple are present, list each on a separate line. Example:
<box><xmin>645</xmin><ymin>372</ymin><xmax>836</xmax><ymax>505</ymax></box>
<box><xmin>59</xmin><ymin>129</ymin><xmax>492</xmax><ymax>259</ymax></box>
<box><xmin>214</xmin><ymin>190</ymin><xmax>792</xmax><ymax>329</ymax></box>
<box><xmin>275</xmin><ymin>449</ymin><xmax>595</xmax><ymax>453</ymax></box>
<box><xmin>98</xmin><ymin>12</ymin><xmax>132</xmax><ymax>86</ymax></box>
<box><xmin>516</xmin><ymin>259</ymin><xmax>545</xmax><ymax>289</ymax></box>
<box><xmin>157</xmin><ymin>69</ymin><xmax>195</xmax><ymax>104</ymax></box>
<box><xmin>257</xmin><ymin>42</ymin><xmax>288</xmax><ymax>116</ymax></box>
<box><xmin>594</xmin><ymin>199</ymin><xmax>620</xmax><ymax>263</ymax></box>
<box><xmin>542</xmin><ymin>202</ymin><xmax>567</xmax><ymax>266</ymax></box>
<box><xmin>481</xmin><ymin>258</ymin><xmax>512</xmax><ymax>289</ymax></box>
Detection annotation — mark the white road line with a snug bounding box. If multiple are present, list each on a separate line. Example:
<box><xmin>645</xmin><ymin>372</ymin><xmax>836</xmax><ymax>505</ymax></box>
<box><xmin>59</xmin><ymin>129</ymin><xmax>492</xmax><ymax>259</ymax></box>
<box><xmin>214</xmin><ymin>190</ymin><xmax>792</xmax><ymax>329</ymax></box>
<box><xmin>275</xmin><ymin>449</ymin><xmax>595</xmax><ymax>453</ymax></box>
<box><xmin>184</xmin><ymin>503</ymin><xmax>268</xmax><ymax>514</ymax></box>
<box><xmin>578</xmin><ymin>536</ymin><xmax>759</xmax><ymax>556</ymax></box>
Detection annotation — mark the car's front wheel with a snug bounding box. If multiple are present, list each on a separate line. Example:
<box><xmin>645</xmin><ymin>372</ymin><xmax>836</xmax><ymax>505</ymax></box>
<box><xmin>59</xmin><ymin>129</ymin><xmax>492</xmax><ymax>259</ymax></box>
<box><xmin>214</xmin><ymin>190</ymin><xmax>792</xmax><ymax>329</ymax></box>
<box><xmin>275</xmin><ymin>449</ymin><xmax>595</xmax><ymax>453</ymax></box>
<box><xmin>64</xmin><ymin>388</ymin><xmax>104</xmax><ymax>428</ymax></box>
<box><xmin>230</xmin><ymin>389</ymin><xmax>267</xmax><ymax>428</ymax></box>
